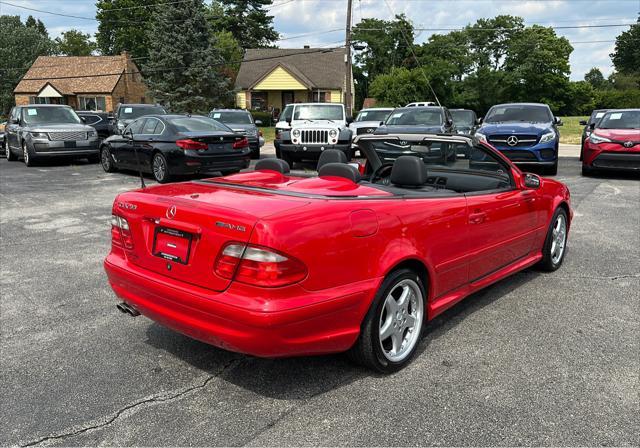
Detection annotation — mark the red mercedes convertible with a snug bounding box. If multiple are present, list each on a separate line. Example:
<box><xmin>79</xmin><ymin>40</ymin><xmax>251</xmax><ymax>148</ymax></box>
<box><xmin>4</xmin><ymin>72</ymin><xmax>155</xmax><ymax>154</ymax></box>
<box><xmin>105</xmin><ymin>133</ymin><xmax>572</xmax><ymax>372</ymax></box>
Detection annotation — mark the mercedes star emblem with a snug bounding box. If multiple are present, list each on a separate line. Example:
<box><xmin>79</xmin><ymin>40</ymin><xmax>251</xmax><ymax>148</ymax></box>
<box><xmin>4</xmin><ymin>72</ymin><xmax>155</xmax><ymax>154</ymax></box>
<box><xmin>166</xmin><ymin>205</ymin><xmax>177</xmax><ymax>219</ymax></box>
<box><xmin>506</xmin><ymin>135</ymin><xmax>519</xmax><ymax>146</ymax></box>
<box><xmin>624</xmin><ymin>141</ymin><xmax>634</xmax><ymax>148</ymax></box>
<box><xmin>366</xmin><ymin>128</ymin><xmax>374</xmax><ymax>133</ymax></box>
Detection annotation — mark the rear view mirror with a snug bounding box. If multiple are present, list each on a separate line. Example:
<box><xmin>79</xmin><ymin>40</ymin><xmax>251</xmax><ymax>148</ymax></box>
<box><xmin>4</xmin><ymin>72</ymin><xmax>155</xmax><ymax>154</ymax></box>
<box><xmin>523</xmin><ymin>172</ymin><xmax>541</xmax><ymax>189</ymax></box>
<box><xmin>579</xmin><ymin>120</ymin><xmax>587</xmax><ymax>126</ymax></box>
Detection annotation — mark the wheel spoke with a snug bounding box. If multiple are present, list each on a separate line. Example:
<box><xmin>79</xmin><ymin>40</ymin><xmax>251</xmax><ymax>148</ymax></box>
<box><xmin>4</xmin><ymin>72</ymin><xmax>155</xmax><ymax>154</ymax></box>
<box><xmin>397</xmin><ymin>285</ymin><xmax>411</xmax><ymax>309</ymax></box>
<box><xmin>380</xmin><ymin>316</ymin><xmax>395</xmax><ymax>341</ymax></box>
<box><xmin>385</xmin><ymin>294</ymin><xmax>399</xmax><ymax>314</ymax></box>
<box><xmin>391</xmin><ymin>331</ymin><xmax>403</xmax><ymax>354</ymax></box>
<box><xmin>404</xmin><ymin>314</ymin><xmax>416</xmax><ymax>329</ymax></box>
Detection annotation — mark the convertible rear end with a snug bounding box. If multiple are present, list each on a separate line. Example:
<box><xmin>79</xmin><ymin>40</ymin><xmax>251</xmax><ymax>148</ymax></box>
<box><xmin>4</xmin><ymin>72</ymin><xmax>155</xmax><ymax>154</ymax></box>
<box><xmin>104</xmin><ymin>178</ymin><xmax>380</xmax><ymax>357</ymax></box>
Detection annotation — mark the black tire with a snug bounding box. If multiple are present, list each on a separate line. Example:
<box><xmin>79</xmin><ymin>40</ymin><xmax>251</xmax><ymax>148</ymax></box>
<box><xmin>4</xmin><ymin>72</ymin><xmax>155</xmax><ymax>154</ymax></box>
<box><xmin>87</xmin><ymin>154</ymin><xmax>100</xmax><ymax>164</ymax></box>
<box><xmin>348</xmin><ymin>268</ymin><xmax>426</xmax><ymax>373</ymax></box>
<box><xmin>100</xmin><ymin>147</ymin><xmax>117</xmax><ymax>173</ymax></box>
<box><xmin>281</xmin><ymin>151</ymin><xmax>294</xmax><ymax>168</ymax></box>
<box><xmin>275</xmin><ymin>145</ymin><xmax>281</xmax><ymax>159</ymax></box>
<box><xmin>537</xmin><ymin>207</ymin><xmax>569</xmax><ymax>272</ymax></box>
<box><xmin>545</xmin><ymin>160</ymin><xmax>558</xmax><ymax>176</ymax></box>
<box><xmin>152</xmin><ymin>152</ymin><xmax>171</xmax><ymax>183</ymax></box>
<box><xmin>579</xmin><ymin>137</ymin><xmax>584</xmax><ymax>161</ymax></box>
<box><xmin>251</xmin><ymin>147</ymin><xmax>260</xmax><ymax>160</ymax></box>
<box><xmin>581</xmin><ymin>165</ymin><xmax>595</xmax><ymax>177</ymax></box>
<box><xmin>5</xmin><ymin>140</ymin><xmax>17</xmax><ymax>161</ymax></box>
<box><xmin>220</xmin><ymin>169</ymin><xmax>241</xmax><ymax>176</ymax></box>
<box><xmin>22</xmin><ymin>141</ymin><xmax>36</xmax><ymax>167</ymax></box>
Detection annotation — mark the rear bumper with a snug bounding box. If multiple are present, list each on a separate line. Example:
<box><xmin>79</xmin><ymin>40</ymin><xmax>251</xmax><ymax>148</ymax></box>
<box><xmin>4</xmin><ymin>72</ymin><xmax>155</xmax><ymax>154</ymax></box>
<box><xmin>168</xmin><ymin>150</ymin><xmax>251</xmax><ymax>174</ymax></box>
<box><xmin>104</xmin><ymin>253</ymin><xmax>376</xmax><ymax>357</ymax></box>
<box><xmin>280</xmin><ymin>143</ymin><xmax>351</xmax><ymax>160</ymax></box>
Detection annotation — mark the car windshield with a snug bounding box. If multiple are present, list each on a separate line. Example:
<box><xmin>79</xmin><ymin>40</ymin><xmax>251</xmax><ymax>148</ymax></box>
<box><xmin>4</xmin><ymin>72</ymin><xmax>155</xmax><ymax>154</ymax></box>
<box><xmin>293</xmin><ymin>105</ymin><xmax>344</xmax><ymax>121</ymax></box>
<box><xmin>356</xmin><ymin>110</ymin><xmax>392</xmax><ymax>122</ymax></box>
<box><xmin>279</xmin><ymin>105</ymin><xmax>293</xmax><ymax>122</ymax></box>
<box><xmin>385</xmin><ymin>109</ymin><xmax>442</xmax><ymax>126</ymax></box>
<box><xmin>209</xmin><ymin>111</ymin><xmax>253</xmax><ymax>125</ymax></box>
<box><xmin>169</xmin><ymin>116</ymin><xmax>231</xmax><ymax>132</ymax></box>
<box><xmin>362</xmin><ymin>136</ymin><xmax>511</xmax><ymax>182</ymax></box>
<box><xmin>451</xmin><ymin>110</ymin><xmax>475</xmax><ymax>126</ymax></box>
<box><xmin>22</xmin><ymin>107</ymin><xmax>81</xmax><ymax>125</ymax></box>
<box><xmin>485</xmin><ymin>105</ymin><xmax>552</xmax><ymax>123</ymax></box>
<box><xmin>589</xmin><ymin>110</ymin><xmax>607</xmax><ymax>124</ymax></box>
<box><xmin>597</xmin><ymin>110</ymin><xmax>640</xmax><ymax>129</ymax></box>
<box><xmin>118</xmin><ymin>106</ymin><xmax>166</xmax><ymax>119</ymax></box>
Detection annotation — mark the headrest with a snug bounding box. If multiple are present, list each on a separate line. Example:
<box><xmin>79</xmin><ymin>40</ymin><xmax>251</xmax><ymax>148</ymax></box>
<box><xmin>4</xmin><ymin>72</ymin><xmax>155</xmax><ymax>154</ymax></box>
<box><xmin>318</xmin><ymin>163</ymin><xmax>361</xmax><ymax>183</ymax></box>
<box><xmin>317</xmin><ymin>149</ymin><xmax>348</xmax><ymax>170</ymax></box>
<box><xmin>255</xmin><ymin>158</ymin><xmax>290</xmax><ymax>174</ymax></box>
<box><xmin>390</xmin><ymin>156</ymin><xmax>428</xmax><ymax>187</ymax></box>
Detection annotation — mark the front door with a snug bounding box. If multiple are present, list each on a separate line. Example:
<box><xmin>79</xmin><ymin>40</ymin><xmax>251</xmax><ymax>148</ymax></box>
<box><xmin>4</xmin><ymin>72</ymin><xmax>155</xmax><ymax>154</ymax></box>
<box><xmin>282</xmin><ymin>91</ymin><xmax>294</xmax><ymax>107</ymax></box>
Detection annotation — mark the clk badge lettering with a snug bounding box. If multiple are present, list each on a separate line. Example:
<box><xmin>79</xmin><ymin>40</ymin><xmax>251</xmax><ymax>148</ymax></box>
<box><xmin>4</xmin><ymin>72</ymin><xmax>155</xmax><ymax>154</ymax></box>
<box><xmin>166</xmin><ymin>205</ymin><xmax>177</xmax><ymax>219</ymax></box>
<box><xmin>216</xmin><ymin>221</ymin><xmax>246</xmax><ymax>232</ymax></box>
<box><xmin>118</xmin><ymin>202</ymin><xmax>137</xmax><ymax>210</ymax></box>
<box><xmin>624</xmin><ymin>141</ymin><xmax>633</xmax><ymax>148</ymax></box>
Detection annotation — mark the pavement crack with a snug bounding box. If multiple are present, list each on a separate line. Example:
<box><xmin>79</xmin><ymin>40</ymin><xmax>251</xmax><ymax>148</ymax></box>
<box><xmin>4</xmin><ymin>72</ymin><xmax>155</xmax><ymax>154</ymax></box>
<box><xmin>20</xmin><ymin>357</ymin><xmax>242</xmax><ymax>447</ymax></box>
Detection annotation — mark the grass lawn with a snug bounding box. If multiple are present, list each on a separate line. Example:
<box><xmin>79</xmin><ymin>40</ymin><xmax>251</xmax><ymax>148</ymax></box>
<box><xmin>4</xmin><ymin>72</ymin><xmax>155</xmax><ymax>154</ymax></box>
<box><xmin>559</xmin><ymin>116</ymin><xmax>588</xmax><ymax>145</ymax></box>
<box><xmin>259</xmin><ymin>127</ymin><xmax>275</xmax><ymax>144</ymax></box>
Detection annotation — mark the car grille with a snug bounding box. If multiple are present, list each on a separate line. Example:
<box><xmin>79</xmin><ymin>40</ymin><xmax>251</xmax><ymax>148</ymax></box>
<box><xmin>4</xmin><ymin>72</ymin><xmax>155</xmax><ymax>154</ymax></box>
<box><xmin>356</xmin><ymin>127</ymin><xmax>376</xmax><ymax>135</ymax></box>
<box><xmin>489</xmin><ymin>134</ymin><xmax>539</xmax><ymax>148</ymax></box>
<box><xmin>48</xmin><ymin>131</ymin><xmax>87</xmax><ymax>141</ymax></box>
<box><xmin>300</xmin><ymin>130</ymin><xmax>329</xmax><ymax>144</ymax></box>
<box><xmin>502</xmin><ymin>150</ymin><xmax>538</xmax><ymax>161</ymax></box>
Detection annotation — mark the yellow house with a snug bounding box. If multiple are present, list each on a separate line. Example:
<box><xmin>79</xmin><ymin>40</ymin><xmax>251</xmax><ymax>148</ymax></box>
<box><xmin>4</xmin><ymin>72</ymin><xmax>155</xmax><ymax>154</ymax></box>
<box><xmin>234</xmin><ymin>47</ymin><xmax>353</xmax><ymax>115</ymax></box>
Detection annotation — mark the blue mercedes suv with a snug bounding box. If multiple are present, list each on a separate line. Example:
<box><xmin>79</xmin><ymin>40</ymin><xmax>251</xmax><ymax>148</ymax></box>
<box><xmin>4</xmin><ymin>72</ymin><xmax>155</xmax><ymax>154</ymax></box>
<box><xmin>475</xmin><ymin>103</ymin><xmax>562</xmax><ymax>175</ymax></box>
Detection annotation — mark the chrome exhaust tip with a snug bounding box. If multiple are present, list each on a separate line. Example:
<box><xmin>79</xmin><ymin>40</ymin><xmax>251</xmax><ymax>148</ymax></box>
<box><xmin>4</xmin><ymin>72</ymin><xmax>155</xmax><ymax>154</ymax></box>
<box><xmin>116</xmin><ymin>302</ymin><xmax>140</xmax><ymax>317</ymax></box>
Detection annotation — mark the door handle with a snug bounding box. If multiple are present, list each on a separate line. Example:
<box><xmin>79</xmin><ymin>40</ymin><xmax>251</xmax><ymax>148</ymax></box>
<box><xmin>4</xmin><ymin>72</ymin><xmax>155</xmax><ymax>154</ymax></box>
<box><xmin>469</xmin><ymin>211</ymin><xmax>487</xmax><ymax>224</ymax></box>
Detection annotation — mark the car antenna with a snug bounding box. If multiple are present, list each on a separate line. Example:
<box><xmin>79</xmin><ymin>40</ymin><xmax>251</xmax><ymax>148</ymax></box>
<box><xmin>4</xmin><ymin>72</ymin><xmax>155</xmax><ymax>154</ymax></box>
<box><xmin>126</xmin><ymin>129</ymin><xmax>146</xmax><ymax>189</ymax></box>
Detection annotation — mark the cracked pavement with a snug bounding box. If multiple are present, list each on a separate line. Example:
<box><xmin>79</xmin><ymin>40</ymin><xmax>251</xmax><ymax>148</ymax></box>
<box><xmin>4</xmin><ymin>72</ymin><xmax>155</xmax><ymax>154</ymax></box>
<box><xmin>1</xmin><ymin>156</ymin><xmax>638</xmax><ymax>446</ymax></box>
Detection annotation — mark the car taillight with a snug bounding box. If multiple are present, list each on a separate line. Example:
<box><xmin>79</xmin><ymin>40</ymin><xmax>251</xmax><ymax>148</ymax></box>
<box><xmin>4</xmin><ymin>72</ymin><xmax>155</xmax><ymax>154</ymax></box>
<box><xmin>232</xmin><ymin>137</ymin><xmax>249</xmax><ymax>149</ymax></box>
<box><xmin>176</xmin><ymin>139</ymin><xmax>208</xmax><ymax>151</ymax></box>
<box><xmin>214</xmin><ymin>243</ymin><xmax>307</xmax><ymax>287</ymax></box>
<box><xmin>111</xmin><ymin>214</ymin><xmax>133</xmax><ymax>249</ymax></box>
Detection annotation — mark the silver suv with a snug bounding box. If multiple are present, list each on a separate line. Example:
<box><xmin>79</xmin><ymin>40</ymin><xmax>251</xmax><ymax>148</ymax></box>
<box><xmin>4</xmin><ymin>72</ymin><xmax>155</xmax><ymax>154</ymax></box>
<box><xmin>4</xmin><ymin>105</ymin><xmax>99</xmax><ymax>166</ymax></box>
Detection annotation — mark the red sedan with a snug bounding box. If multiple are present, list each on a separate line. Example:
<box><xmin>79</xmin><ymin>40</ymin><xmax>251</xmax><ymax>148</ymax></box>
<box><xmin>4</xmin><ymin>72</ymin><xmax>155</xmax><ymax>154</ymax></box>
<box><xmin>582</xmin><ymin>109</ymin><xmax>640</xmax><ymax>176</ymax></box>
<box><xmin>105</xmin><ymin>134</ymin><xmax>572</xmax><ymax>372</ymax></box>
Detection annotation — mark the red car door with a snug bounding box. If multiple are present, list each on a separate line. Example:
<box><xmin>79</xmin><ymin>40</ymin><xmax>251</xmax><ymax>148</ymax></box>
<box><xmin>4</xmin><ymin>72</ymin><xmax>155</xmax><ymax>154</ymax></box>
<box><xmin>465</xmin><ymin>189</ymin><xmax>538</xmax><ymax>282</ymax></box>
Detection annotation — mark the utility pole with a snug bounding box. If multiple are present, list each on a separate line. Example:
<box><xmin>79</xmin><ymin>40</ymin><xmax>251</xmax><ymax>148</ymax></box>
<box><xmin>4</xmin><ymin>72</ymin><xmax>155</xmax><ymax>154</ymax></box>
<box><xmin>344</xmin><ymin>0</ymin><xmax>353</xmax><ymax>117</ymax></box>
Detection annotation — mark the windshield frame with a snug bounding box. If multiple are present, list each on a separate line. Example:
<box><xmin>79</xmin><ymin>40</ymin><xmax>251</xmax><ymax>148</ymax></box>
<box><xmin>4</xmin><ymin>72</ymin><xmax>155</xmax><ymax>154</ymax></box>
<box><xmin>450</xmin><ymin>110</ymin><xmax>476</xmax><ymax>127</ymax></box>
<box><xmin>167</xmin><ymin>116</ymin><xmax>233</xmax><ymax>133</ymax></box>
<box><xmin>355</xmin><ymin>109</ymin><xmax>393</xmax><ymax>123</ymax></box>
<box><xmin>21</xmin><ymin>106</ymin><xmax>82</xmax><ymax>125</ymax></box>
<box><xmin>292</xmin><ymin>104</ymin><xmax>345</xmax><ymax>121</ymax></box>
<box><xmin>208</xmin><ymin>111</ymin><xmax>254</xmax><ymax>125</ymax></box>
<box><xmin>384</xmin><ymin>108</ymin><xmax>444</xmax><ymax>126</ymax></box>
<box><xmin>595</xmin><ymin>110</ymin><xmax>640</xmax><ymax>130</ymax></box>
<box><xmin>118</xmin><ymin>105</ymin><xmax>167</xmax><ymax>120</ymax></box>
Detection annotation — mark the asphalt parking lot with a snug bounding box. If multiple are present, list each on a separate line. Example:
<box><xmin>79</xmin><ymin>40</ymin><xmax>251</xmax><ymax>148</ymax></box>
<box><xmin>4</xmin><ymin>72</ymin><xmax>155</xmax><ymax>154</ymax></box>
<box><xmin>1</xmin><ymin>153</ymin><xmax>638</xmax><ymax>446</ymax></box>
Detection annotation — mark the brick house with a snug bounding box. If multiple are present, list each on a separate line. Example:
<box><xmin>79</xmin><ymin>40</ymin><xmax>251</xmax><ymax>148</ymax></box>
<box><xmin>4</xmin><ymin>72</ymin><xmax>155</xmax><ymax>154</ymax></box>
<box><xmin>14</xmin><ymin>52</ymin><xmax>150</xmax><ymax>112</ymax></box>
<box><xmin>234</xmin><ymin>47</ymin><xmax>353</xmax><ymax>115</ymax></box>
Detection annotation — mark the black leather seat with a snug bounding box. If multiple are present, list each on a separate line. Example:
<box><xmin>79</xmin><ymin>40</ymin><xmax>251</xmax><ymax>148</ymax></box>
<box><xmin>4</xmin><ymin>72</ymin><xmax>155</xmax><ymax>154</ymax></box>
<box><xmin>255</xmin><ymin>158</ymin><xmax>290</xmax><ymax>173</ymax></box>
<box><xmin>317</xmin><ymin>149</ymin><xmax>348</xmax><ymax>170</ymax></box>
<box><xmin>390</xmin><ymin>156</ymin><xmax>428</xmax><ymax>188</ymax></box>
<box><xmin>318</xmin><ymin>163</ymin><xmax>361</xmax><ymax>183</ymax></box>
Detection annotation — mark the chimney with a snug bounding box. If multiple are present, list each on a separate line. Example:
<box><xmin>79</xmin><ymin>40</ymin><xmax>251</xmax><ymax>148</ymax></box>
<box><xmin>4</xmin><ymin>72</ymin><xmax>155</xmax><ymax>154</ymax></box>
<box><xmin>303</xmin><ymin>45</ymin><xmax>310</xmax><ymax>49</ymax></box>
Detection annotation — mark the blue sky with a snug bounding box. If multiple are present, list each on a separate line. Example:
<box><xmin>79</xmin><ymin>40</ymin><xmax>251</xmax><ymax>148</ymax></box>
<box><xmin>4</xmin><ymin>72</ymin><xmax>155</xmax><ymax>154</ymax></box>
<box><xmin>1</xmin><ymin>0</ymin><xmax>637</xmax><ymax>80</ymax></box>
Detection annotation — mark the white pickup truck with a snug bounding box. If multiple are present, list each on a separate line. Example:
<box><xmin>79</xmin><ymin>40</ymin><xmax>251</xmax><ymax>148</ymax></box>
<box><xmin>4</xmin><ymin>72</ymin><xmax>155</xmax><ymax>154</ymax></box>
<box><xmin>274</xmin><ymin>103</ymin><xmax>353</xmax><ymax>166</ymax></box>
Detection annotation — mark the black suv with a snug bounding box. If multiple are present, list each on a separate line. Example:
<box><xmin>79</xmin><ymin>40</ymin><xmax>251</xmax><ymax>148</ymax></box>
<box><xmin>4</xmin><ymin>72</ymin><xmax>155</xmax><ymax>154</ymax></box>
<box><xmin>112</xmin><ymin>104</ymin><xmax>167</xmax><ymax>134</ymax></box>
<box><xmin>375</xmin><ymin>106</ymin><xmax>457</xmax><ymax>135</ymax></box>
<box><xmin>77</xmin><ymin>111</ymin><xmax>112</xmax><ymax>139</ymax></box>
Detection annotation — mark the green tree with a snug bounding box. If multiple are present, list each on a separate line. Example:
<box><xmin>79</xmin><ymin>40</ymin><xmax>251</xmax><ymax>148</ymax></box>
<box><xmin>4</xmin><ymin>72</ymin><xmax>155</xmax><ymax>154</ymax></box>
<box><xmin>0</xmin><ymin>16</ymin><xmax>53</xmax><ymax>116</ymax></box>
<box><xmin>610</xmin><ymin>18</ymin><xmax>640</xmax><ymax>75</ymax></box>
<box><xmin>55</xmin><ymin>29</ymin><xmax>97</xmax><ymax>56</ymax></box>
<box><xmin>584</xmin><ymin>67</ymin><xmax>607</xmax><ymax>89</ymax></box>
<box><xmin>96</xmin><ymin>0</ymin><xmax>153</xmax><ymax>59</ymax></box>
<box><xmin>207</xmin><ymin>0</ymin><xmax>278</xmax><ymax>49</ymax></box>
<box><xmin>369</xmin><ymin>67</ymin><xmax>430</xmax><ymax>107</ymax></box>
<box><xmin>466</xmin><ymin>15</ymin><xmax>525</xmax><ymax>70</ymax></box>
<box><xmin>25</xmin><ymin>15</ymin><xmax>48</xmax><ymax>37</ymax></box>
<box><xmin>143</xmin><ymin>0</ymin><xmax>232</xmax><ymax>113</ymax></box>
<box><xmin>212</xmin><ymin>30</ymin><xmax>243</xmax><ymax>78</ymax></box>
<box><xmin>352</xmin><ymin>15</ymin><xmax>415</xmax><ymax>103</ymax></box>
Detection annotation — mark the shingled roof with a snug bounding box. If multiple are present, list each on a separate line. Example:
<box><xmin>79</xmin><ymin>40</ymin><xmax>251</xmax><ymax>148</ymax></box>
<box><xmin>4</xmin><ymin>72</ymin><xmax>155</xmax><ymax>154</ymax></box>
<box><xmin>14</xmin><ymin>54</ymin><xmax>131</xmax><ymax>95</ymax></box>
<box><xmin>235</xmin><ymin>48</ymin><xmax>346</xmax><ymax>90</ymax></box>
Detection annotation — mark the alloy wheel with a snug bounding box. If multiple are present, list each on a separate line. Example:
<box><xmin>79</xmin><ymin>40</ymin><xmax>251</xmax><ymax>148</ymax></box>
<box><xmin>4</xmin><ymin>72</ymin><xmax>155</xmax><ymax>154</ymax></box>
<box><xmin>22</xmin><ymin>143</ymin><xmax>29</xmax><ymax>165</ymax></box>
<box><xmin>378</xmin><ymin>278</ymin><xmax>424</xmax><ymax>363</ymax></box>
<box><xmin>101</xmin><ymin>148</ymin><xmax>111</xmax><ymax>171</ymax></box>
<box><xmin>153</xmin><ymin>154</ymin><xmax>166</xmax><ymax>181</ymax></box>
<box><xmin>550</xmin><ymin>213</ymin><xmax>567</xmax><ymax>265</ymax></box>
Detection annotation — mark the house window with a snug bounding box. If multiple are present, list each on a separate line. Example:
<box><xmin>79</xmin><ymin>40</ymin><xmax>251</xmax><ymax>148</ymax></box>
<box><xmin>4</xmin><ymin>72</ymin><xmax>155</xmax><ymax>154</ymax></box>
<box><xmin>312</xmin><ymin>91</ymin><xmax>330</xmax><ymax>103</ymax></box>
<box><xmin>29</xmin><ymin>96</ymin><xmax>50</xmax><ymax>104</ymax></box>
<box><xmin>251</xmin><ymin>92</ymin><xmax>268</xmax><ymax>111</ymax></box>
<box><xmin>78</xmin><ymin>96</ymin><xmax>106</xmax><ymax>111</ymax></box>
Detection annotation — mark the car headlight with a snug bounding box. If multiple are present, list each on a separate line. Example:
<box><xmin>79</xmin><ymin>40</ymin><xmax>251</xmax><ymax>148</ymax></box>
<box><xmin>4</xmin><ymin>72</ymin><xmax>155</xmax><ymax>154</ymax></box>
<box><xmin>539</xmin><ymin>130</ymin><xmax>557</xmax><ymax>144</ymax></box>
<box><xmin>117</xmin><ymin>122</ymin><xmax>125</xmax><ymax>130</ymax></box>
<box><xmin>292</xmin><ymin>129</ymin><xmax>300</xmax><ymax>138</ymax></box>
<box><xmin>329</xmin><ymin>129</ymin><xmax>338</xmax><ymax>138</ymax></box>
<box><xmin>88</xmin><ymin>130</ymin><xmax>98</xmax><ymax>137</ymax></box>
<box><xmin>589</xmin><ymin>133</ymin><xmax>611</xmax><ymax>144</ymax></box>
<box><xmin>30</xmin><ymin>132</ymin><xmax>48</xmax><ymax>139</ymax></box>
<box><xmin>475</xmin><ymin>132</ymin><xmax>487</xmax><ymax>142</ymax></box>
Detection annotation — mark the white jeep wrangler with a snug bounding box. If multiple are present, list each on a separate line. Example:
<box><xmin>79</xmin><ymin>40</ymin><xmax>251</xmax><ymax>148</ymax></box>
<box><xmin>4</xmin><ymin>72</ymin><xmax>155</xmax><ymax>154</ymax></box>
<box><xmin>277</xmin><ymin>103</ymin><xmax>353</xmax><ymax>166</ymax></box>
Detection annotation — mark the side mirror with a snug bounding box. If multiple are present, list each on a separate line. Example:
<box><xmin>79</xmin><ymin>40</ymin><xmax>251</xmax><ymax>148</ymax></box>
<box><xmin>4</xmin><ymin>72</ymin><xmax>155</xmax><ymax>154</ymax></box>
<box><xmin>124</xmin><ymin>128</ymin><xmax>134</xmax><ymax>141</ymax></box>
<box><xmin>80</xmin><ymin>117</ymin><xmax>86</xmax><ymax>123</ymax></box>
<box><xmin>477</xmin><ymin>117</ymin><xmax>483</xmax><ymax>124</ymax></box>
<box><xmin>579</xmin><ymin>120</ymin><xmax>587</xmax><ymax>126</ymax></box>
<box><xmin>9</xmin><ymin>117</ymin><xmax>19</xmax><ymax>124</ymax></box>
<box><xmin>589</xmin><ymin>123</ymin><xmax>596</xmax><ymax>130</ymax></box>
<box><xmin>346</xmin><ymin>116</ymin><xmax>354</xmax><ymax>124</ymax></box>
<box><xmin>523</xmin><ymin>172</ymin><xmax>541</xmax><ymax>189</ymax></box>
<box><xmin>255</xmin><ymin>119</ymin><xmax>263</xmax><ymax>126</ymax></box>
<box><xmin>555</xmin><ymin>117</ymin><xmax>563</xmax><ymax>126</ymax></box>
